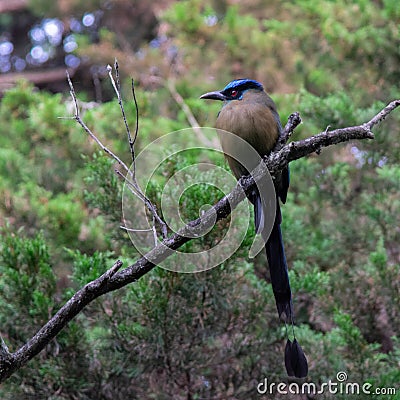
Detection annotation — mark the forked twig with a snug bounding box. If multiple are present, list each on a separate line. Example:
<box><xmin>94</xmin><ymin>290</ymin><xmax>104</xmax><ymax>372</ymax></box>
<box><xmin>114</xmin><ymin>169</ymin><xmax>167</xmax><ymax>239</ymax></box>
<box><xmin>66</xmin><ymin>71</ymin><xmax>131</xmax><ymax>174</ymax></box>
<box><xmin>66</xmin><ymin>70</ymin><xmax>168</xmax><ymax>239</ymax></box>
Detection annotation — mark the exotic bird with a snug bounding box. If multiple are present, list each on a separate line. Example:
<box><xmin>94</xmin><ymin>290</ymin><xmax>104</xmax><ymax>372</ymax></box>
<box><xmin>201</xmin><ymin>78</ymin><xmax>308</xmax><ymax>378</ymax></box>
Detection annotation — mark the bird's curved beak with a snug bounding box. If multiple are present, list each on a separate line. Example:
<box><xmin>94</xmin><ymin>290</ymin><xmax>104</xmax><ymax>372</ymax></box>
<box><xmin>200</xmin><ymin>90</ymin><xmax>226</xmax><ymax>101</ymax></box>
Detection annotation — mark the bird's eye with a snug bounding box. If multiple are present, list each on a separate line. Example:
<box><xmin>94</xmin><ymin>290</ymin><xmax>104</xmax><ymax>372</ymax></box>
<box><xmin>230</xmin><ymin>90</ymin><xmax>238</xmax><ymax>98</ymax></box>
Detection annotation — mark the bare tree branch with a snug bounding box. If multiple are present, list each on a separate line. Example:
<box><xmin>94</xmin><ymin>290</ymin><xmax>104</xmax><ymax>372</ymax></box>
<box><xmin>107</xmin><ymin>64</ymin><xmax>168</xmax><ymax>238</ymax></box>
<box><xmin>114</xmin><ymin>168</ymin><xmax>168</xmax><ymax>239</ymax></box>
<box><xmin>66</xmin><ymin>70</ymin><xmax>131</xmax><ymax>175</ymax></box>
<box><xmin>131</xmin><ymin>78</ymin><xmax>140</xmax><ymax>172</ymax></box>
<box><xmin>107</xmin><ymin>61</ymin><xmax>136</xmax><ymax>165</ymax></box>
<box><xmin>1</xmin><ymin>98</ymin><xmax>399</xmax><ymax>383</ymax></box>
<box><xmin>65</xmin><ymin>70</ymin><xmax>168</xmax><ymax>239</ymax></box>
<box><xmin>276</xmin><ymin>111</ymin><xmax>302</xmax><ymax>149</ymax></box>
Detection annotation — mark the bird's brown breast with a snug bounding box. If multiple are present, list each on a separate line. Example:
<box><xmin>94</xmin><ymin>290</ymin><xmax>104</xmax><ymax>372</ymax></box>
<box><xmin>215</xmin><ymin>91</ymin><xmax>280</xmax><ymax>179</ymax></box>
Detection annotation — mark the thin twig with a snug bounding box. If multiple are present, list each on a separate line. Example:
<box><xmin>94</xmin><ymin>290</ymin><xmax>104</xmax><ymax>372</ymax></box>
<box><xmin>120</xmin><ymin>226</ymin><xmax>154</xmax><ymax>232</ymax></box>
<box><xmin>67</xmin><ymin>70</ymin><xmax>167</xmax><ymax>239</ymax></box>
<box><xmin>365</xmin><ymin>99</ymin><xmax>400</xmax><ymax>130</ymax></box>
<box><xmin>152</xmin><ymin>216</ymin><xmax>158</xmax><ymax>247</ymax></box>
<box><xmin>66</xmin><ymin>71</ymin><xmax>131</xmax><ymax>175</ymax></box>
<box><xmin>107</xmin><ymin>63</ymin><xmax>167</xmax><ymax>237</ymax></box>
<box><xmin>114</xmin><ymin>167</ymin><xmax>146</xmax><ymax>204</ymax></box>
<box><xmin>115</xmin><ymin>169</ymin><xmax>168</xmax><ymax>239</ymax></box>
<box><xmin>131</xmin><ymin>79</ymin><xmax>139</xmax><ymax>167</ymax></box>
<box><xmin>276</xmin><ymin>112</ymin><xmax>302</xmax><ymax>150</ymax></box>
<box><xmin>108</xmin><ymin>61</ymin><xmax>135</xmax><ymax>165</ymax></box>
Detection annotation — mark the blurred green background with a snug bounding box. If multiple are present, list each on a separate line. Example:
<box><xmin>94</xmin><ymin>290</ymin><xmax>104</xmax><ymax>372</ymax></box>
<box><xmin>0</xmin><ymin>0</ymin><xmax>399</xmax><ymax>399</ymax></box>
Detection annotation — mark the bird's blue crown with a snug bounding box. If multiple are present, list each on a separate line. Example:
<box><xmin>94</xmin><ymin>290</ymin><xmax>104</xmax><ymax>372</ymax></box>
<box><xmin>223</xmin><ymin>79</ymin><xmax>264</xmax><ymax>92</ymax></box>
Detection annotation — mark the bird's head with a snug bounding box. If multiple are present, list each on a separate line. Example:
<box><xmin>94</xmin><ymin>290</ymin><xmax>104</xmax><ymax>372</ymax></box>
<box><xmin>200</xmin><ymin>78</ymin><xmax>264</xmax><ymax>102</ymax></box>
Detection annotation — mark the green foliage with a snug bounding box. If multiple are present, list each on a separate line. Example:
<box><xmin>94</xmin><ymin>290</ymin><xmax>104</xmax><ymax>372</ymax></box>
<box><xmin>0</xmin><ymin>83</ymin><xmax>110</xmax><ymax>255</ymax></box>
<box><xmin>68</xmin><ymin>248</ymin><xmax>114</xmax><ymax>286</ymax></box>
<box><xmin>0</xmin><ymin>229</ymin><xmax>106</xmax><ymax>399</ymax></box>
<box><xmin>73</xmin><ymin>262</ymin><xmax>287</xmax><ymax>398</ymax></box>
<box><xmin>0</xmin><ymin>148</ymin><xmax>33</xmax><ymax>188</ymax></box>
<box><xmin>84</xmin><ymin>152</ymin><xmax>122</xmax><ymax>223</ymax></box>
<box><xmin>164</xmin><ymin>0</ymin><xmax>210</xmax><ymax>34</ymax></box>
<box><xmin>42</xmin><ymin>193</ymin><xmax>86</xmax><ymax>247</ymax></box>
<box><xmin>299</xmin><ymin>89</ymin><xmax>359</xmax><ymax>128</ymax></box>
<box><xmin>159</xmin><ymin>0</ymin><xmax>400</xmax><ymax>103</ymax></box>
<box><xmin>0</xmin><ymin>227</ymin><xmax>56</xmax><ymax>341</ymax></box>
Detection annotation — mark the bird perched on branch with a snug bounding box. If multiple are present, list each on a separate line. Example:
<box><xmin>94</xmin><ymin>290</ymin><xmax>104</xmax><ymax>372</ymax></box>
<box><xmin>201</xmin><ymin>78</ymin><xmax>308</xmax><ymax>378</ymax></box>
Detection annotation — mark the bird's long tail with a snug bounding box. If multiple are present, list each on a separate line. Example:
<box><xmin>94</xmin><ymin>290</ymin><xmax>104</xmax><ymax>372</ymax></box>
<box><xmin>265</xmin><ymin>204</ymin><xmax>293</xmax><ymax>322</ymax></box>
<box><xmin>251</xmin><ymin>190</ymin><xmax>293</xmax><ymax>319</ymax></box>
<box><xmin>252</xmin><ymin>190</ymin><xmax>308</xmax><ymax>378</ymax></box>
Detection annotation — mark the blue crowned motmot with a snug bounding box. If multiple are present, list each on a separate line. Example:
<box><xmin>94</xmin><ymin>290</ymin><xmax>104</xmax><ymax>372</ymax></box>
<box><xmin>201</xmin><ymin>79</ymin><xmax>308</xmax><ymax>378</ymax></box>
